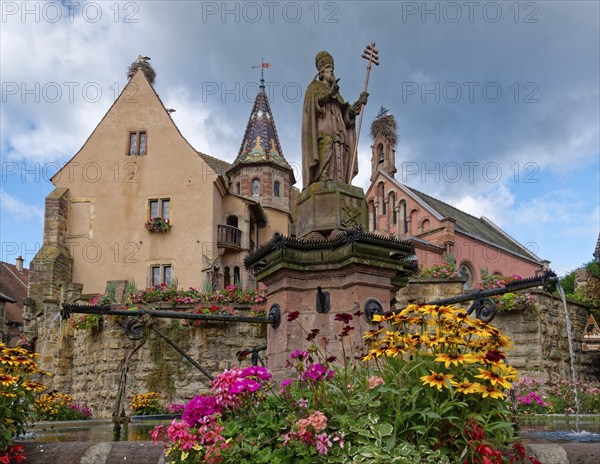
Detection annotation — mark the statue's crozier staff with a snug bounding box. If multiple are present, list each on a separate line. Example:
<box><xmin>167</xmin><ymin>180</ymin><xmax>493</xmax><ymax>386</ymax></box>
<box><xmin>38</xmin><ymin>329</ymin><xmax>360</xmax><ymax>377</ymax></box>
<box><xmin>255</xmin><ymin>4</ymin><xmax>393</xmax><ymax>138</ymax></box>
<box><xmin>301</xmin><ymin>51</ymin><xmax>369</xmax><ymax>189</ymax></box>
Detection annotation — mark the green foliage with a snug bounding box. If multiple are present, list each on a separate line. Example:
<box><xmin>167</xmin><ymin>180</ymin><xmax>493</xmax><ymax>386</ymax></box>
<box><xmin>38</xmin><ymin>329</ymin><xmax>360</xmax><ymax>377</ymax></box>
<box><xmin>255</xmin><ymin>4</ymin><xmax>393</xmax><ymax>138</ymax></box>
<box><xmin>34</xmin><ymin>392</ymin><xmax>93</xmax><ymax>421</ymax></box>
<box><xmin>130</xmin><ymin>392</ymin><xmax>166</xmax><ymax>415</ymax></box>
<box><xmin>477</xmin><ymin>270</ymin><xmax>536</xmax><ymax>311</ymax></box>
<box><xmin>151</xmin><ymin>305</ymin><xmax>540</xmax><ymax>463</ymax></box>
<box><xmin>1</xmin><ymin>344</ymin><xmax>48</xmax><ymax>452</ymax></box>
<box><xmin>420</xmin><ymin>256</ymin><xmax>459</xmax><ymax>279</ymax></box>
<box><xmin>69</xmin><ymin>313</ymin><xmax>104</xmax><ymax>331</ymax></box>
<box><xmin>513</xmin><ymin>376</ymin><xmax>600</xmax><ymax>415</ymax></box>
<box><xmin>560</xmin><ymin>260</ymin><xmax>600</xmax><ymax>309</ymax></box>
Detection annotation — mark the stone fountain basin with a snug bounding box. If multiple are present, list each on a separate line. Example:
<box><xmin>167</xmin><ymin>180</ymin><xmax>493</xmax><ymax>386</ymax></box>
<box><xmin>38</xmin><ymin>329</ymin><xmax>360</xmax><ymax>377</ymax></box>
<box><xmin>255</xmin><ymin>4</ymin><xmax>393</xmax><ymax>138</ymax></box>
<box><xmin>518</xmin><ymin>415</ymin><xmax>600</xmax><ymax>443</ymax></box>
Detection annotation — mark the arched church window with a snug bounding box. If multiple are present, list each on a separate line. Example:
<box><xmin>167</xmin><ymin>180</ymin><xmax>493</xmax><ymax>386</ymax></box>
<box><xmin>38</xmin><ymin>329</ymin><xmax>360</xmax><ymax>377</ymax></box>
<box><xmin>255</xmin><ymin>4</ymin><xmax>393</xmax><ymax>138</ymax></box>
<box><xmin>378</xmin><ymin>183</ymin><xmax>386</xmax><ymax>215</ymax></box>
<box><xmin>459</xmin><ymin>262</ymin><xmax>474</xmax><ymax>290</ymax></box>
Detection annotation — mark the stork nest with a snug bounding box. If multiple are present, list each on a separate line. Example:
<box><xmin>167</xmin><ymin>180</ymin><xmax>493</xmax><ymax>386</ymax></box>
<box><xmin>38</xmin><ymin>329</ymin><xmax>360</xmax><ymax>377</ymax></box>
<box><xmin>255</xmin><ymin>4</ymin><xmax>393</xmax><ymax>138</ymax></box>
<box><xmin>370</xmin><ymin>113</ymin><xmax>397</xmax><ymax>146</ymax></box>
<box><xmin>127</xmin><ymin>60</ymin><xmax>156</xmax><ymax>85</ymax></box>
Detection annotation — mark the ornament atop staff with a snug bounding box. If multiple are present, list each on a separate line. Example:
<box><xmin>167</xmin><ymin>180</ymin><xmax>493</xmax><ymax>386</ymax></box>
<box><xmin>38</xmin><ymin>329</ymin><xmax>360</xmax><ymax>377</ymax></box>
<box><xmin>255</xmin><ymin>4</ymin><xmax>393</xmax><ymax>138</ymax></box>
<box><xmin>348</xmin><ymin>42</ymin><xmax>379</xmax><ymax>184</ymax></box>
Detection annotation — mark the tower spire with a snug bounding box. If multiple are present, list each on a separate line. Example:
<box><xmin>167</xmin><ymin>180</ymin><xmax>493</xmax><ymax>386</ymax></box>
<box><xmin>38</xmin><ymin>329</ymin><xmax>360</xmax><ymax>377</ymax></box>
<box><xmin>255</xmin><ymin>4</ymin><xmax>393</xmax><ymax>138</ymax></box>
<box><xmin>230</xmin><ymin>60</ymin><xmax>294</xmax><ymax>178</ymax></box>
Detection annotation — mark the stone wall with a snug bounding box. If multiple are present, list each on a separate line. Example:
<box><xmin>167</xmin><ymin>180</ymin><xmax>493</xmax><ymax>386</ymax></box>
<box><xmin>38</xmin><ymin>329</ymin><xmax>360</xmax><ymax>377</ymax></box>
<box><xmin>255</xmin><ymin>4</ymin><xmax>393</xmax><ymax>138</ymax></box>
<box><xmin>58</xmin><ymin>317</ymin><xmax>266</xmax><ymax>418</ymax></box>
<box><xmin>491</xmin><ymin>291</ymin><xmax>599</xmax><ymax>383</ymax></box>
<box><xmin>397</xmin><ymin>279</ymin><xmax>600</xmax><ymax>384</ymax></box>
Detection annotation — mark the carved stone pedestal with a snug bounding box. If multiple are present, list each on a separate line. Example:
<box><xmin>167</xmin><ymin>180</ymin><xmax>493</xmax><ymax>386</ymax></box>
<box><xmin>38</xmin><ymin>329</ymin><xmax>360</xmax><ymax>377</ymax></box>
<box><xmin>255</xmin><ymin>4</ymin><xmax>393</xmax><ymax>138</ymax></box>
<box><xmin>296</xmin><ymin>181</ymin><xmax>368</xmax><ymax>239</ymax></box>
<box><xmin>245</xmin><ymin>231</ymin><xmax>417</xmax><ymax>375</ymax></box>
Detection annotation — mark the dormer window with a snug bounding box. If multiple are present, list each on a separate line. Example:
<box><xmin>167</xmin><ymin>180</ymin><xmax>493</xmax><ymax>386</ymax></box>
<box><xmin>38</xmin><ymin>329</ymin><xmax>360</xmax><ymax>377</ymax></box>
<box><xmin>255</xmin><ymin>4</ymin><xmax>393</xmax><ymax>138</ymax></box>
<box><xmin>129</xmin><ymin>131</ymin><xmax>147</xmax><ymax>156</ymax></box>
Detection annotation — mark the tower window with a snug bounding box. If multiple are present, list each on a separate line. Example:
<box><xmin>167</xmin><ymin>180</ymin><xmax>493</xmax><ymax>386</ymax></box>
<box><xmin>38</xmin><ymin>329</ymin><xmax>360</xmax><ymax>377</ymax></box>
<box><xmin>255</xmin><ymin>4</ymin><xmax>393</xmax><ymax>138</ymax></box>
<box><xmin>252</xmin><ymin>179</ymin><xmax>260</xmax><ymax>196</ymax></box>
<box><xmin>128</xmin><ymin>131</ymin><xmax>147</xmax><ymax>156</ymax></box>
<box><xmin>274</xmin><ymin>181</ymin><xmax>280</xmax><ymax>198</ymax></box>
<box><xmin>235</xmin><ymin>182</ymin><xmax>241</xmax><ymax>194</ymax></box>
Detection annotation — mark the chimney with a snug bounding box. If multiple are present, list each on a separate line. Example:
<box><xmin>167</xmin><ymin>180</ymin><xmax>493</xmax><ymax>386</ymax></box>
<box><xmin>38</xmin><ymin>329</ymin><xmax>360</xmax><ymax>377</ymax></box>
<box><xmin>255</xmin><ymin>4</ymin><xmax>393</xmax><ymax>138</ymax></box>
<box><xmin>16</xmin><ymin>256</ymin><xmax>24</xmax><ymax>273</ymax></box>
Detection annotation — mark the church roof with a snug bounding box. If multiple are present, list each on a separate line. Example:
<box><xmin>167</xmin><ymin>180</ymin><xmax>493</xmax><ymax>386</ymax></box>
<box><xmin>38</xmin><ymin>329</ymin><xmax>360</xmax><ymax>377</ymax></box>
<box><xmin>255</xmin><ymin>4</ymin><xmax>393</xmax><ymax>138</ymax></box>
<box><xmin>404</xmin><ymin>185</ymin><xmax>542</xmax><ymax>263</ymax></box>
<box><xmin>230</xmin><ymin>80</ymin><xmax>292</xmax><ymax>172</ymax></box>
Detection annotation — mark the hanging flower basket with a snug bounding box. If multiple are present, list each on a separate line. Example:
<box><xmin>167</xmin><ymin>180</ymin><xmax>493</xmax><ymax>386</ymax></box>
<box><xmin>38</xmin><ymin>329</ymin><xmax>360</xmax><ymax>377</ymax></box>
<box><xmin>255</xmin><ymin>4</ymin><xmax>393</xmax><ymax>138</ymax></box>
<box><xmin>145</xmin><ymin>217</ymin><xmax>172</xmax><ymax>234</ymax></box>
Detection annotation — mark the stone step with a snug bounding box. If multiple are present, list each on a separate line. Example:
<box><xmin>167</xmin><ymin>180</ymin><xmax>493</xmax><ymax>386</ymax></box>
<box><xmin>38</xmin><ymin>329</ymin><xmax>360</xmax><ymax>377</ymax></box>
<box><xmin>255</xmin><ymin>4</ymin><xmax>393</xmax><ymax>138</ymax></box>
<box><xmin>20</xmin><ymin>441</ymin><xmax>165</xmax><ymax>464</ymax></box>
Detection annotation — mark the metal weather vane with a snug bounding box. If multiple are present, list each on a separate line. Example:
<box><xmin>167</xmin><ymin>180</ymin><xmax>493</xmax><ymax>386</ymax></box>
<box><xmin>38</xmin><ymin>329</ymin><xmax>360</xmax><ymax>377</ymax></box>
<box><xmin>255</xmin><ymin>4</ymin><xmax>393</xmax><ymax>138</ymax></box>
<box><xmin>349</xmin><ymin>42</ymin><xmax>379</xmax><ymax>182</ymax></box>
<box><xmin>252</xmin><ymin>58</ymin><xmax>271</xmax><ymax>84</ymax></box>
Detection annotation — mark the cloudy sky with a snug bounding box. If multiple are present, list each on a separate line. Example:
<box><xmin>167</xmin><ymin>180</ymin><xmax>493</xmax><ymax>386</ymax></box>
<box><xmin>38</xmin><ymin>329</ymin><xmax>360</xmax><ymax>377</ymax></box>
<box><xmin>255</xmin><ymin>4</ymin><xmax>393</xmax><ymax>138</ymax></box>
<box><xmin>1</xmin><ymin>0</ymin><xmax>598</xmax><ymax>276</ymax></box>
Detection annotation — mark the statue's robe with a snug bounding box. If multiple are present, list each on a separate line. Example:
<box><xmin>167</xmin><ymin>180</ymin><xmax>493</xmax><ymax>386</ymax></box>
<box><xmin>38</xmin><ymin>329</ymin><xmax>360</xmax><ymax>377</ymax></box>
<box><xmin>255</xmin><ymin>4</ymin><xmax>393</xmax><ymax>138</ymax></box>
<box><xmin>301</xmin><ymin>78</ymin><xmax>358</xmax><ymax>189</ymax></box>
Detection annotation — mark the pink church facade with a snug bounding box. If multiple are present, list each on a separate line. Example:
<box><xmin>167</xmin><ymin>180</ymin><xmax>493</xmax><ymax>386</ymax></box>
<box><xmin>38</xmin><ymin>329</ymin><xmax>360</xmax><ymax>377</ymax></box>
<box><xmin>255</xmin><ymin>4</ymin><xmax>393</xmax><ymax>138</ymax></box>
<box><xmin>364</xmin><ymin>114</ymin><xmax>547</xmax><ymax>289</ymax></box>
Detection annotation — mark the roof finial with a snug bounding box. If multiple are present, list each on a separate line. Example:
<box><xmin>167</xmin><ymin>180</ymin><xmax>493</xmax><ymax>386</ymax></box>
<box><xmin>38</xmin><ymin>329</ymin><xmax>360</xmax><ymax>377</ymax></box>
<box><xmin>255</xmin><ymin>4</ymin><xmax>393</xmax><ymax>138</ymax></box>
<box><xmin>252</xmin><ymin>58</ymin><xmax>271</xmax><ymax>91</ymax></box>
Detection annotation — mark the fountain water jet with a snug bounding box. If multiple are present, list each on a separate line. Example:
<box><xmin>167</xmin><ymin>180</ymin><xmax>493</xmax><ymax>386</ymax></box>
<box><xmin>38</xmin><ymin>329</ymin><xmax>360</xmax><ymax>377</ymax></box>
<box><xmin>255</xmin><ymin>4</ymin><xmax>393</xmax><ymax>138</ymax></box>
<box><xmin>557</xmin><ymin>284</ymin><xmax>581</xmax><ymax>432</ymax></box>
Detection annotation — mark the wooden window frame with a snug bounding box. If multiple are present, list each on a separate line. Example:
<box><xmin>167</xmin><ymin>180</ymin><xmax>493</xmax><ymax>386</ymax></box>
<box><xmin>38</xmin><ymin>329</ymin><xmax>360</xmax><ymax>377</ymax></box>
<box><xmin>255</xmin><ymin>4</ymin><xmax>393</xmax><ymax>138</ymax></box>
<box><xmin>128</xmin><ymin>130</ymin><xmax>148</xmax><ymax>156</ymax></box>
<box><xmin>149</xmin><ymin>198</ymin><xmax>171</xmax><ymax>220</ymax></box>
<box><xmin>150</xmin><ymin>264</ymin><xmax>173</xmax><ymax>286</ymax></box>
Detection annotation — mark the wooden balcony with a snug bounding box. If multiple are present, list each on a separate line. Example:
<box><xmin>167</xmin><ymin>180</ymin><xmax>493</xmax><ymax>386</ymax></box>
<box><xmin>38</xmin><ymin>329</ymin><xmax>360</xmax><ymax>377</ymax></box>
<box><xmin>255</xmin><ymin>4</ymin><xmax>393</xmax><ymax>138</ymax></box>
<box><xmin>217</xmin><ymin>224</ymin><xmax>242</xmax><ymax>251</ymax></box>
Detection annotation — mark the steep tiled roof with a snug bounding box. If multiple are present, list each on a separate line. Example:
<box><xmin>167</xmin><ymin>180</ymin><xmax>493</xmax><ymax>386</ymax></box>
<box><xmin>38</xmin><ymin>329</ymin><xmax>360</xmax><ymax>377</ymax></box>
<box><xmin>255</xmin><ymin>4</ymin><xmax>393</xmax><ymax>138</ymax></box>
<box><xmin>405</xmin><ymin>186</ymin><xmax>541</xmax><ymax>262</ymax></box>
<box><xmin>198</xmin><ymin>152</ymin><xmax>231</xmax><ymax>175</ymax></box>
<box><xmin>230</xmin><ymin>80</ymin><xmax>292</xmax><ymax>171</ymax></box>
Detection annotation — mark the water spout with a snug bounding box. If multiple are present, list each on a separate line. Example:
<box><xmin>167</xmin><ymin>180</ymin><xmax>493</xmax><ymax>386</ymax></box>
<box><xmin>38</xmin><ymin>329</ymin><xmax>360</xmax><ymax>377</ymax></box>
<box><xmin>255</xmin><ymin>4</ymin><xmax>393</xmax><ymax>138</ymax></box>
<box><xmin>557</xmin><ymin>284</ymin><xmax>580</xmax><ymax>431</ymax></box>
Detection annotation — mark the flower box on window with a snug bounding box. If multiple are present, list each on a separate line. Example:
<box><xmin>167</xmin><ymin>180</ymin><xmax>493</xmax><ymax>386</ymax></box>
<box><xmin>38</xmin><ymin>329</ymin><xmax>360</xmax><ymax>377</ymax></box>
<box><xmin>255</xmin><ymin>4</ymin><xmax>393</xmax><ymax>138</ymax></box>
<box><xmin>145</xmin><ymin>217</ymin><xmax>172</xmax><ymax>234</ymax></box>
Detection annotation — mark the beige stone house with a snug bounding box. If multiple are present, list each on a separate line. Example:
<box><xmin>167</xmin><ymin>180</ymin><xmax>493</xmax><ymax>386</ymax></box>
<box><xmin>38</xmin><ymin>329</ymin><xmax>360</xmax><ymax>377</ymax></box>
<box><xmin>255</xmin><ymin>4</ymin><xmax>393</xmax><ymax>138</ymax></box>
<box><xmin>29</xmin><ymin>63</ymin><xmax>294</xmax><ymax>304</ymax></box>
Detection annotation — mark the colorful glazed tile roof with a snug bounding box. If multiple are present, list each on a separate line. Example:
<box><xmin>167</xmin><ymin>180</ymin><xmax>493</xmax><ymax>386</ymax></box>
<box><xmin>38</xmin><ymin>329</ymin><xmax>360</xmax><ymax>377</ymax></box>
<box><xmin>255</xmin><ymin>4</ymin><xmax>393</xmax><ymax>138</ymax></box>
<box><xmin>231</xmin><ymin>79</ymin><xmax>292</xmax><ymax>171</ymax></box>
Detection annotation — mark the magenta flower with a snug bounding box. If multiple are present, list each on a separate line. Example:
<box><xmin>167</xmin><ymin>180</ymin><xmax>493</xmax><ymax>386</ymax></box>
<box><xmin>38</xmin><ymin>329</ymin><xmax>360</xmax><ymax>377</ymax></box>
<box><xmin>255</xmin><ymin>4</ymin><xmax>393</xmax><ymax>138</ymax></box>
<box><xmin>241</xmin><ymin>366</ymin><xmax>272</xmax><ymax>381</ymax></box>
<box><xmin>316</xmin><ymin>433</ymin><xmax>332</xmax><ymax>454</ymax></box>
<box><xmin>182</xmin><ymin>395</ymin><xmax>221</xmax><ymax>426</ymax></box>
<box><xmin>166</xmin><ymin>420</ymin><xmax>196</xmax><ymax>444</ymax></box>
<box><xmin>149</xmin><ymin>424</ymin><xmax>164</xmax><ymax>444</ymax></box>
<box><xmin>301</xmin><ymin>363</ymin><xmax>334</xmax><ymax>382</ymax></box>
<box><xmin>290</xmin><ymin>349</ymin><xmax>309</xmax><ymax>360</ymax></box>
<box><xmin>280</xmin><ymin>378</ymin><xmax>293</xmax><ymax>388</ymax></box>
<box><xmin>230</xmin><ymin>378</ymin><xmax>261</xmax><ymax>394</ymax></box>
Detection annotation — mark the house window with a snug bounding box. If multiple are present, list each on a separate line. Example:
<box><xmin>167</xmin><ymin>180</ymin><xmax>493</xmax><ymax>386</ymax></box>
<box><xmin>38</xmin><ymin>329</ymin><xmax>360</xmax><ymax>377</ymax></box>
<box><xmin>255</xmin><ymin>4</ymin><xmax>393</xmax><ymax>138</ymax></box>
<box><xmin>459</xmin><ymin>263</ymin><xmax>474</xmax><ymax>290</ymax></box>
<box><xmin>150</xmin><ymin>264</ymin><xmax>172</xmax><ymax>286</ymax></box>
<box><xmin>149</xmin><ymin>198</ymin><xmax>170</xmax><ymax>220</ymax></box>
<box><xmin>224</xmin><ymin>266</ymin><xmax>231</xmax><ymax>287</ymax></box>
<box><xmin>128</xmin><ymin>131</ymin><xmax>147</xmax><ymax>156</ymax></box>
<box><xmin>234</xmin><ymin>266</ymin><xmax>241</xmax><ymax>286</ymax></box>
<box><xmin>274</xmin><ymin>181</ymin><xmax>280</xmax><ymax>198</ymax></box>
<box><xmin>235</xmin><ymin>182</ymin><xmax>241</xmax><ymax>194</ymax></box>
<box><xmin>226</xmin><ymin>215</ymin><xmax>238</xmax><ymax>228</ymax></box>
<box><xmin>252</xmin><ymin>179</ymin><xmax>260</xmax><ymax>196</ymax></box>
